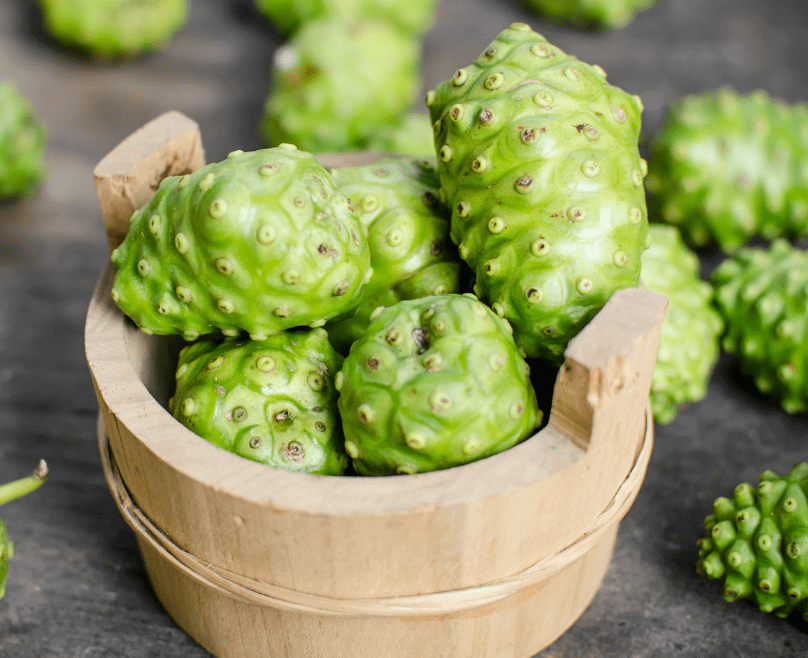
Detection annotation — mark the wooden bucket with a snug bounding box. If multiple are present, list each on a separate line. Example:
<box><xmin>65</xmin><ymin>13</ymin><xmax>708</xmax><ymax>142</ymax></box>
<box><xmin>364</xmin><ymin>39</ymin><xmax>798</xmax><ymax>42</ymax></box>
<box><xmin>85</xmin><ymin>112</ymin><xmax>667</xmax><ymax>658</ymax></box>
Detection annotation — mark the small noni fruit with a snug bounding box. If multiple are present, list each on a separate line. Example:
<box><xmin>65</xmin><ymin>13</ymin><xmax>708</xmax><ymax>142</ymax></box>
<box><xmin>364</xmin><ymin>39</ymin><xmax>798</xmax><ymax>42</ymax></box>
<box><xmin>261</xmin><ymin>18</ymin><xmax>422</xmax><ymax>153</ymax></box>
<box><xmin>326</xmin><ymin>158</ymin><xmax>463</xmax><ymax>351</ymax></box>
<box><xmin>367</xmin><ymin>113</ymin><xmax>437</xmax><ymax>158</ymax></box>
<box><xmin>640</xmin><ymin>224</ymin><xmax>723</xmax><ymax>424</ymax></box>
<box><xmin>110</xmin><ymin>145</ymin><xmax>372</xmax><ymax>341</ymax></box>
<box><xmin>0</xmin><ymin>82</ymin><xmax>47</xmax><ymax>199</ymax></box>
<box><xmin>711</xmin><ymin>239</ymin><xmax>808</xmax><ymax>414</ymax></box>
<box><xmin>520</xmin><ymin>0</ymin><xmax>655</xmax><ymax>30</ymax></box>
<box><xmin>647</xmin><ymin>88</ymin><xmax>808</xmax><ymax>252</ymax></box>
<box><xmin>38</xmin><ymin>0</ymin><xmax>187</xmax><ymax>59</ymax></box>
<box><xmin>335</xmin><ymin>294</ymin><xmax>542</xmax><ymax>476</ymax></box>
<box><xmin>697</xmin><ymin>462</ymin><xmax>808</xmax><ymax>619</ymax></box>
<box><xmin>253</xmin><ymin>0</ymin><xmax>438</xmax><ymax>37</ymax></box>
<box><xmin>169</xmin><ymin>331</ymin><xmax>347</xmax><ymax>475</ymax></box>
<box><xmin>427</xmin><ymin>23</ymin><xmax>648</xmax><ymax>363</ymax></box>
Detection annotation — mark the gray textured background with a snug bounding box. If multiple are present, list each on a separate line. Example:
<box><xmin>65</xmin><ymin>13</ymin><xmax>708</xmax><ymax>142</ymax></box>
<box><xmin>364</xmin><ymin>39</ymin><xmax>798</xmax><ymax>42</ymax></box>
<box><xmin>1</xmin><ymin>0</ymin><xmax>807</xmax><ymax>656</ymax></box>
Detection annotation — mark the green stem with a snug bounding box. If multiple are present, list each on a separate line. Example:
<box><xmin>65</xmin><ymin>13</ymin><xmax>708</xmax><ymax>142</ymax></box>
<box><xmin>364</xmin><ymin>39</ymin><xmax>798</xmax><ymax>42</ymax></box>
<box><xmin>0</xmin><ymin>460</ymin><xmax>48</xmax><ymax>507</ymax></box>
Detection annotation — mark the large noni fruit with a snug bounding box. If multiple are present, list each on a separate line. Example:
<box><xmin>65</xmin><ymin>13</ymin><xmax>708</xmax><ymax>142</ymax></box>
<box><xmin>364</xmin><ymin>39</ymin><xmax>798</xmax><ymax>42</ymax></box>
<box><xmin>335</xmin><ymin>293</ymin><xmax>542</xmax><ymax>476</ymax></box>
<box><xmin>640</xmin><ymin>224</ymin><xmax>723</xmax><ymax>424</ymax></box>
<box><xmin>253</xmin><ymin>0</ymin><xmax>438</xmax><ymax>37</ymax></box>
<box><xmin>169</xmin><ymin>330</ymin><xmax>347</xmax><ymax>475</ymax></box>
<box><xmin>110</xmin><ymin>145</ymin><xmax>372</xmax><ymax>341</ymax></box>
<box><xmin>520</xmin><ymin>0</ymin><xmax>655</xmax><ymax>30</ymax></box>
<box><xmin>697</xmin><ymin>462</ymin><xmax>808</xmax><ymax>619</ymax></box>
<box><xmin>326</xmin><ymin>157</ymin><xmax>464</xmax><ymax>351</ymax></box>
<box><xmin>711</xmin><ymin>239</ymin><xmax>808</xmax><ymax>414</ymax></box>
<box><xmin>647</xmin><ymin>88</ymin><xmax>808</xmax><ymax>252</ymax></box>
<box><xmin>261</xmin><ymin>18</ymin><xmax>422</xmax><ymax>153</ymax></box>
<box><xmin>427</xmin><ymin>23</ymin><xmax>648</xmax><ymax>363</ymax></box>
<box><xmin>38</xmin><ymin>0</ymin><xmax>188</xmax><ymax>59</ymax></box>
<box><xmin>0</xmin><ymin>82</ymin><xmax>47</xmax><ymax>199</ymax></box>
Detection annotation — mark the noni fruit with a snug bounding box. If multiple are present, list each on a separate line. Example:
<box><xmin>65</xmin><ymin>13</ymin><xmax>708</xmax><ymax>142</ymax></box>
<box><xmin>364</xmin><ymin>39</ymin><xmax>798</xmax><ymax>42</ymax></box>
<box><xmin>647</xmin><ymin>88</ymin><xmax>808</xmax><ymax>252</ymax></box>
<box><xmin>427</xmin><ymin>23</ymin><xmax>649</xmax><ymax>363</ymax></box>
<box><xmin>640</xmin><ymin>224</ymin><xmax>723</xmax><ymax>424</ymax></box>
<box><xmin>711</xmin><ymin>239</ymin><xmax>808</xmax><ymax>414</ymax></box>
<box><xmin>520</xmin><ymin>0</ymin><xmax>655</xmax><ymax>30</ymax></box>
<box><xmin>169</xmin><ymin>331</ymin><xmax>347</xmax><ymax>475</ymax></box>
<box><xmin>326</xmin><ymin>158</ymin><xmax>463</xmax><ymax>352</ymax></box>
<box><xmin>335</xmin><ymin>294</ymin><xmax>542</xmax><ymax>476</ymax></box>
<box><xmin>0</xmin><ymin>82</ymin><xmax>47</xmax><ymax>200</ymax></box>
<box><xmin>38</xmin><ymin>0</ymin><xmax>188</xmax><ymax>59</ymax></box>
<box><xmin>367</xmin><ymin>113</ymin><xmax>437</xmax><ymax>158</ymax></box>
<box><xmin>261</xmin><ymin>18</ymin><xmax>422</xmax><ymax>153</ymax></box>
<box><xmin>0</xmin><ymin>461</ymin><xmax>48</xmax><ymax>599</ymax></box>
<box><xmin>698</xmin><ymin>462</ymin><xmax>808</xmax><ymax>619</ymax></box>
<box><xmin>110</xmin><ymin>145</ymin><xmax>372</xmax><ymax>341</ymax></box>
<box><xmin>253</xmin><ymin>0</ymin><xmax>438</xmax><ymax>37</ymax></box>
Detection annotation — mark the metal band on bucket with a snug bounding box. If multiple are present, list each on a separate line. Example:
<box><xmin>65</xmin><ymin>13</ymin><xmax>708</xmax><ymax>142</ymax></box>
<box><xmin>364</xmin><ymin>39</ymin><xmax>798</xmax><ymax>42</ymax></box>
<box><xmin>98</xmin><ymin>409</ymin><xmax>653</xmax><ymax>618</ymax></box>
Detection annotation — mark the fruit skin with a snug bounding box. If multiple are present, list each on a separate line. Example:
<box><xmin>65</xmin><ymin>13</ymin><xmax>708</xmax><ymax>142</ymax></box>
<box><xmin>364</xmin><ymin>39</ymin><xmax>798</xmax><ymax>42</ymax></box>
<box><xmin>520</xmin><ymin>0</ymin><xmax>655</xmax><ymax>29</ymax></box>
<box><xmin>427</xmin><ymin>22</ymin><xmax>648</xmax><ymax>363</ymax></box>
<box><xmin>367</xmin><ymin>113</ymin><xmax>437</xmax><ymax>158</ymax></box>
<box><xmin>261</xmin><ymin>18</ymin><xmax>422</xmax><ymax>154</ymax></box>
<box><xmin>647</xmin><ymin>87</ymin><xmax>808</xmax><ymax>252</ymax></box>
<box><xmin>336</xmin><ymin>293</ymin><xmax>542</xmax><ymax>476</ymax></box>
<box><xmin>110</xmin><ymin>145</ymin><xmax>372</xmax><ymax>341</ymax></box>
<box><xmin>252</xmin><ymin>0</ymin><xmax>438</xmax><ymax>37</ymax></box>
<box><xmin>640</xmin><ymin>225</ymin><xmax>723</xmax><ymax>424</ymax></box>
<box><xmin>169</xmin><ymin>330</ymin><xmax>348</xmax><ymax>475</ymax></box>
<box><xmin>711</xmin><ymin>239</ymin><xmax>808</xmax><ymax>415</ymax></box>
<box><xmin>38</xmin><ymin>0</ymin><xmax>187</xmax><ymax>59</ymax></box>
<box><xmin>326</xmin><ymin>158</ymin><xmax>464</xmax><ymax>352</ymax></box>
<box><xmin>697</xmin><ymin>462</ymin><xmax>808</xmax><ymax>619</ymax></box>
<box><xmin>0</xmin><ymin>82</ymin><xmax>47</xmax><ymax>200</ymax></box>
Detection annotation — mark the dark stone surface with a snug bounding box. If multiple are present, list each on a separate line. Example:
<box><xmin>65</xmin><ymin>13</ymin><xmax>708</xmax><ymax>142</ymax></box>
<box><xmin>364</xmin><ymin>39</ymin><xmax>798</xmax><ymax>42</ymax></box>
<box><xmin>0</xmin><ymin>0</ymin><xmax>807</xmax><ymax>656</ymax></box>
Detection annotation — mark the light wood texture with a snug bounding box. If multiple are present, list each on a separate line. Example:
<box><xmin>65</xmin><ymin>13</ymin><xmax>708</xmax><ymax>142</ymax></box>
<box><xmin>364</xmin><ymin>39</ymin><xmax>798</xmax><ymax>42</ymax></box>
<box><xmin>93</xmin><ymin>111</ymin><xmax>206</xmax><ymax>252</ymax></box>
<box><xmin>84</xmin><ymin>113</ymin><xmax>666</xmax><ymax>657</ymax></box>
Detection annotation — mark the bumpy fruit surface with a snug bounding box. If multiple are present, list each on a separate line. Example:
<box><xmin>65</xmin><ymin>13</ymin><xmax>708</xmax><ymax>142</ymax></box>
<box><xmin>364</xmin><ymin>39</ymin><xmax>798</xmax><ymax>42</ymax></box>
<box><xmin>711</xmin><ymin>239</ymin><xmax>808</xmax><ymax>414</ymax></box>
<box><xmin>169</xmin><ymin>330</ymin><xmax>347</xmax><ymax>475</ymax></box>
<box><xmin>110</xmin><ymin>145</ymin><xmax>371</xmax><ymax>341</ymax></box>
<box><xmin>326</xmin><ymin>158</ymin><xmax>463</xmax><ymax>351</ymax></box>
<box><xmin>336</xmin><ymin>294</ymin><xmax>542</xmax><ymax>476</ymax></box>
<box><xmin>253</xmin><ymin>0</ymin><xmax>438</xmax><ymax>36</ymax></box>
<box><xmin>0</xmin><ymin>82</ymin><xmax>47</xmax><ymax>199</ymax></box>
<box><xmin>647</xmin><ymin>88</ymin><xmax>808</xmax><ymax>252</ymax></box>
<box><xmin>261</xmin><ymin>18</ymin><xmax>422</xmax><ymax>153</ymax></box>
<box><xmin>39</xmin><ymin>0</ymin><xmax>187</xmax><ymax>59</ymax></box>
<box><xmin>520</xmin><ymin>0</ymin><xmax>655</xmax><ymax>29</ymax></box>
<box><xmin>697</xmin><ymin>462</ymin><xmax>808</xmax><ymax>619</ymax></box>
<box><xmin>427</xmin><ymin>23</ymin><xmax>648</xmax><ymax>363</ymax></box>
<box><xmin>640</xmin><ymin>224</ymin><xmax>723</xmax><ymax>424</ymax></box>
<box><xmin>367</xmin><ymin>113</ymin><xmax>437</xmax><ymax>158</ymax></box>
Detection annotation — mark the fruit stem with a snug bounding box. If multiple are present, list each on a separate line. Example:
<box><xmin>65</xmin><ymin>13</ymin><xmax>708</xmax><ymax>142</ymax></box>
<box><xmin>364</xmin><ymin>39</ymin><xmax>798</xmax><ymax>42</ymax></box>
<box><xmin>0</xmin><ymin>460</ymin><xmax>48</xmax><ymax>507</ymax></box>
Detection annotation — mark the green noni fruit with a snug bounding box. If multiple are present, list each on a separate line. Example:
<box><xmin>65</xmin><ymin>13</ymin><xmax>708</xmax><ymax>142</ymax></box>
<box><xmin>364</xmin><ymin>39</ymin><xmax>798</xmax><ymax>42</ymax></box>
<box><xmin>640</xmin><ymin>224</ymin><xmax>723</xmax><ymax>424</ymax></box>
<box><xmin>335</xmin><ymin>294</ymin><xmax>542</xmax><ymax>476</ymax></box>
<box><xmin>253</xmin><ymin>0</ymin><xmax>438</xmax><ymax>37</ymax></box>
<box><xmin>367</xmin><ymin>113</ymin><xmax>437</xmax><ymax>158</ymax></box>
<box><xmin>647</xmin><ymin>88</ymin><xmax>808</xmax><ymax>252</ymax></box>
<box><xmin>0</xmin><ymin>82</ymin><xmax>47</xmax><ymax>200</ymax></box>
<box><xmin>427</xmin><ymin>23</ymin><xmax>648</xmax><ymax>363</ymax></box>
<box><xmin>711</xmin><ymin>239</ymin><xmax>808</xmax><ymax>414</ymax></box>
<box><xmin>110</xmin><ymin>145</ymin><xmax>372</xmax><ymax>341</ymax></box>
<box><xmin>261</xmin><ymin>18</ymin><xmax>422</xmax><ymax>153</ymax></box>
<box><xmin>698</xmin><ymin>462</ymin><xmax>808</xmax><ymax>619</ymax></box>
<box><xmin>169</xmin><ymin>331</ymin><xmax>347</xmax><ymax>475</ymax></box>
<box><xmin>38</xmin><ymin>0</ymin><xmax>188</xmax><ymax>59</ymax></box>
<box><xmin>520</xmin><ymin>0</ymin><xmax>655</xmax><ymax>29</ymax></box>
<box><xmin>326</xmin><ymin>157</ymin><xmax>463</xmax><ymax>352</ymax></box>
